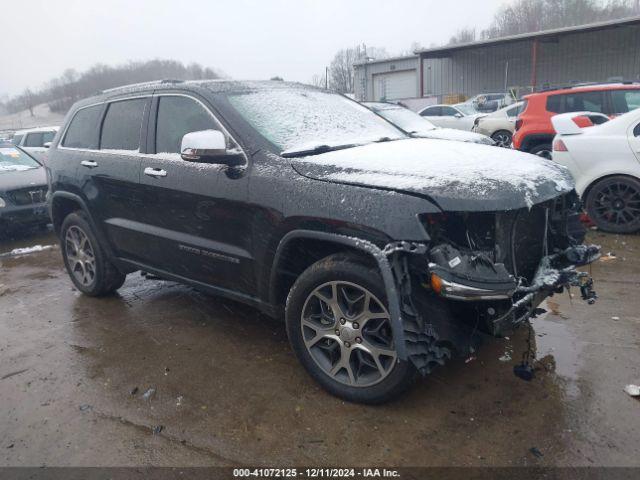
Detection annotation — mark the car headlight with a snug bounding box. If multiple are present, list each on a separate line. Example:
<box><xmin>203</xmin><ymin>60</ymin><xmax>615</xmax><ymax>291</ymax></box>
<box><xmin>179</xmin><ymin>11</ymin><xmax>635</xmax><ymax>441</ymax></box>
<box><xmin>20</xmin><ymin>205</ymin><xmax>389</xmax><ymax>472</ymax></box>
<box><xmin>0</xmin><ymin>197</ymin><xmax>6</xmax><ymax>208</ymax></box>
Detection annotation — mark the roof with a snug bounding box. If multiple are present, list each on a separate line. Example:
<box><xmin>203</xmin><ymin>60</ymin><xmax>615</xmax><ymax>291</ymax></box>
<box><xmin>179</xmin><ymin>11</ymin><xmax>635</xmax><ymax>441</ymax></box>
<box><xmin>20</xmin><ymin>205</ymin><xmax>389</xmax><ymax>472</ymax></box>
<box><xmin>523</xmin><ymin>82</ymin><xmax>640</xmax><ymax>99</ymax></box>
<box><xmin>416</xmin><ymin>15</ymin><xmax>640</xmax><ymax>56</ymax></box>
<box><xmin>13</xmin><ymin>126</ymin><xmax>60</xmax><ymax>135</ymax></box>
<box><xmin>353</xmin><ymin>54</ymin><xmax>418</xmax><ymax>67</ymax></box>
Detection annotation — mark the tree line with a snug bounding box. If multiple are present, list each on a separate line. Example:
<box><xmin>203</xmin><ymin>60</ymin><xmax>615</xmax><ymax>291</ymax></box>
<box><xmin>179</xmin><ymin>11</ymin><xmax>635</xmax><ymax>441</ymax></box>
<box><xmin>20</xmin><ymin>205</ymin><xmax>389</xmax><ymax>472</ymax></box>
<box><xmin>2</xmin><ymin>59</ymin><xmax>221</xmax><ymax>117</ymax></box>
<box><xmin>449</xmin><ymin>0</ymin><xmax>640</xmax><ymax>44</ymax></box>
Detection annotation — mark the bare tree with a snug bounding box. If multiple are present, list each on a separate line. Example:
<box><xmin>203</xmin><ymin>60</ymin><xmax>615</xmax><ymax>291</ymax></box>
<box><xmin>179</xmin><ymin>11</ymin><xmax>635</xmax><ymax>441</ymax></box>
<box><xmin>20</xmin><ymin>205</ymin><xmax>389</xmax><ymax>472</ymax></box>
<box><xmin>22</xmin><ymin>89</ymin><xmax>36</xmax><ymax>117</ymax></box>
<box><xmin>448</xmin><ymin>27</ymin><xmax>477</xmax><ymax>45</ymax></box>
<box><xmin>326</xmin><ymin>44</ymin><xmax>388</xmax><ymax>94</ymax></box>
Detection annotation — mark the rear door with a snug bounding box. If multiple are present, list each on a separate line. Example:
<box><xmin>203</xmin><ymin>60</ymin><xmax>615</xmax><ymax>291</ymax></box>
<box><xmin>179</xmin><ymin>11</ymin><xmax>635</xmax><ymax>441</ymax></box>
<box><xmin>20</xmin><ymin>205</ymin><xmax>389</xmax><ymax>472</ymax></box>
<box><xmin>76</xmin><ymin>96</ymin><xmax>151</xmax><ymax>260</ymax></box>
<box><xmin>136</xmin><ymin>93</ymin><xmax>254</xmax><ymax>295</ymax></box>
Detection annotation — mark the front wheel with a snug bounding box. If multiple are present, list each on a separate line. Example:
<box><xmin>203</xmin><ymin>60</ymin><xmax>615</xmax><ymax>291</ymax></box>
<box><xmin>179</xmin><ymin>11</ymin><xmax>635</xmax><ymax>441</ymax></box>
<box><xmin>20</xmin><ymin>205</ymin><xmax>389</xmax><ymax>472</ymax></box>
<box><xmin>286</xmin><ymin>254</ymin><xmax>416</xmax><ymax>404</ymax></box>
<box><xmin>585</xmin><ymin>176</ymin><xmax>640</xmax><ymax>233</ymax></box>
<box><xmin>60</xmin><ymin>211</ymin><xmax>126</xmax><ymax>296</ymax></box>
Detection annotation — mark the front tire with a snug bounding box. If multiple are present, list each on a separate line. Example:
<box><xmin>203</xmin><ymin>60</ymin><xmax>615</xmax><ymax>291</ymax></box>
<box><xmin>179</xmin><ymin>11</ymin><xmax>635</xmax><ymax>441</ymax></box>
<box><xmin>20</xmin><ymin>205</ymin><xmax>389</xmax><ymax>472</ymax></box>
<box><xmin>286</xmin><ymin>254</ymin><xmax>416</xmax><ymax>404</ymax></box>
<box><xmin>585</xmin><ymin>176</ymin><xmax>640</xmax><ymax>233</ymax></box>
<box><xmin>60</xmin><ymin>211</ymin><xmax>126</xmax><ymax>296</ymax></box>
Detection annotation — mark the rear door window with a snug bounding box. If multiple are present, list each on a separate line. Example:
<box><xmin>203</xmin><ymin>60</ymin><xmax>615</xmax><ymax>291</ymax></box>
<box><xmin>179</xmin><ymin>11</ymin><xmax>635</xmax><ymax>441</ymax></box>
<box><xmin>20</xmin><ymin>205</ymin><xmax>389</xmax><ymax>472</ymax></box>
<box><xmin>547</xmin><ymin>91</ymin><xmax>606</xmax><ymax>114</ymax></box>
<box><xmin>611</xmin><ymin>89</ymin><xmax>640</xmax><ymax>114</ymax></box>
<box><xmin>100</xmin><ymin>98</ymin><xmax>147</xmax><ymax>151</ymax></box>
<box><xmin>62</xmin><ymin>105</ymin><xmax>103</xmax><ymax>149</ymax></box>
<box><xmin>24</xmin><ymin>132</ymin><xmax>44</xmax><ymax>147</ymax></box>
<box><xmin>154</xmin><ymin>96</ymin><xmax>219</xmax><ymax>154</ymax></box>
<box><xmin>421</xmin><ymin>106</ymin><xmax>441</xmax><ymax>116</ymax></box>
<box><xmin>441</xmin><ymin>106</ymin><xmax>459</xmax><ymax>116</ymax></box>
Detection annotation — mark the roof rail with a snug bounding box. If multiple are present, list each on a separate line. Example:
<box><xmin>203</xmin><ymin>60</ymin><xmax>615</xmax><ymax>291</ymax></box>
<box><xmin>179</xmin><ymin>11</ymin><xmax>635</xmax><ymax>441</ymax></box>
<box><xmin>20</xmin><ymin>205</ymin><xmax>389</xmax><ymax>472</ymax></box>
<box><xmin>101</xmin><ymin>79</ymin><xmax>184</xmax><ymax>94</ymax></box>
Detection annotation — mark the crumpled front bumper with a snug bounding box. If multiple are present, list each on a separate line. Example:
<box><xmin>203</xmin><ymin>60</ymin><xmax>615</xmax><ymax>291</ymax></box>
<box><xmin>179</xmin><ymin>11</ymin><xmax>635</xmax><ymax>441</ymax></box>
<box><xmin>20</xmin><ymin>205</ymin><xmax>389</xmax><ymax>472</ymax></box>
<box><xmin>427</xmin><ymin>243</ymin><xmax>600</xmax><ymax>335</ymax></box>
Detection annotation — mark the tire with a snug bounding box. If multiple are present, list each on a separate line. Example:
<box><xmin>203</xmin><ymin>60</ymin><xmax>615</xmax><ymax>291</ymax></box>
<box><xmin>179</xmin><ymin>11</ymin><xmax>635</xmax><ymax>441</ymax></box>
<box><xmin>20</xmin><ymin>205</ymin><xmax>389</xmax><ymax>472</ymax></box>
<box><xmin>585</xmin><ymin>176</ymin><xmax>640</xmax><ymax>234</ymax></box>
<box><xmin>60</xmin><ymin>211</ymin><xmax>126</xmax><ymax>296</ymax></box>
<box><xmin>491</xmin><ymin>130</ymin><xmax>512</xmax><ymax>148</ymax></box>
<box><xmin>529</xmin><ymin>143</ymin><xmax>552</xmax><ymax>160</ymax></box>
<box><xmin>285</xmin><ymin>253</ymin><xmax>417</xmax><ymax>404</ymax></box>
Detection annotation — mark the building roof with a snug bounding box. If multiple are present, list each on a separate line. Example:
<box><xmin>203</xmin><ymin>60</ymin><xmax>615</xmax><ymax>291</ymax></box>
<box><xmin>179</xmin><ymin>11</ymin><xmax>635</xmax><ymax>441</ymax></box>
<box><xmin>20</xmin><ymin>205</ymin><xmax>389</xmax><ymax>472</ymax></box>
<box><xmin>353</xmin><ymin>54</ymin><xmax>418</xmax><ymax>67</ymax></box>
<box><xmin>416</xmin><ymin>15</ymin><xmax>640</xmax><ymax>56</ymax></box>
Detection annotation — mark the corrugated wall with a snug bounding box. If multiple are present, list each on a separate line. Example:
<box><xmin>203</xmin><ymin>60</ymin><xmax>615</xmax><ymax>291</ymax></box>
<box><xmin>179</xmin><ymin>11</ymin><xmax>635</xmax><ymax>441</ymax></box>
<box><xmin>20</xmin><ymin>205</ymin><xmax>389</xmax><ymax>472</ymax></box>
<box><xmin>421</xmin><ymin>23</ymin><xmax>640</xmax><ymax>99</ymax></box>
<box><xmin>354</xmin><ymin>56</ymin><xmax>419</xmax><ymax>100</ymax></box>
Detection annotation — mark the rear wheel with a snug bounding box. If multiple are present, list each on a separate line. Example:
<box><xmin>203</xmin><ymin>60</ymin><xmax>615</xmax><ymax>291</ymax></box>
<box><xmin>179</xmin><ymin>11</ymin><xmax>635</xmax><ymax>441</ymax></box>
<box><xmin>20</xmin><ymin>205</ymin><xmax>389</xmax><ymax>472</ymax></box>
<box><xmin>530</xmin><ymin>143</ymin><xmax>552</xmax><ymax>159</ymax></box>
<box><xmin>491</xmin><ymin>130</ymin><xmax>512</xmax><ymax>148</ymax></box>
<box><xmin>60</xmin><ymin>211</ymin><xmax>126</xmax><ymax>295</ymax></box>
<box><xmin>286</xmin><ymin>254</ymin><xmax>416</xmax><ymax>404</ymax></box>
<box><xmin>585</xmin><ymin>176</ymin><xmax>640</xmax><ymax>233</ymax></box>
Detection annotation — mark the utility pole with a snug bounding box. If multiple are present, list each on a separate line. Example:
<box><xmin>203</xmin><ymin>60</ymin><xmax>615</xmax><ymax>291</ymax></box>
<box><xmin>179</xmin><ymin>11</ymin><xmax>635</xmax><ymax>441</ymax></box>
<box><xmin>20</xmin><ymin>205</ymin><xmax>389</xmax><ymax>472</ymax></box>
<box><xmin>325</xmin><ymin>66</ymin><xmax>329</xmax><ymax>89</ymax></box>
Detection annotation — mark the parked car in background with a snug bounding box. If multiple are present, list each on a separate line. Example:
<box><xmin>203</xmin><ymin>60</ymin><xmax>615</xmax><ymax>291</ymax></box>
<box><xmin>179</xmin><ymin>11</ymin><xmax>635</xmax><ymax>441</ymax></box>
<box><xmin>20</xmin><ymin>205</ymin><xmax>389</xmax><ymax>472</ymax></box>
<box><xmin>466</xmin><ymin>92</ymin><xmax>515</xmax><ymax>113</ymax></box>
<box><xmin>552</xmin><ymin>109</ymin><xmax>640</xmax><ymax>233</ymax></box>
<box><xmin>473</xmin><ymin>102</ymin><xmax>525</xmax><ymax>147</ymax></box>
<box><xmin>364</xmin><ymin>102</ymin><xmax>494</xmax><ymax>145</ymax></box>
<box><xmin>418</xmin><ymin>103</ymin><xmax>484</xmax><ymax>131</ymax></box>
<box><xmin>513</xmin><ymin>83</ymin><xmax>640</xmax><ymax>159</ymax></box>
<box><xmin>0</xmin><ymin>142</ymin><xmax>49</xmax><ymax>234</ymax></box>
<box><xmin>47</xmin><ymin>80</ymin><xmax>598</xmax><ymax>403</ymax></box>
<box><xmin>12</xmin><ymin>126</ymin><xmax>59</xmax><ymax>161</ymax></box>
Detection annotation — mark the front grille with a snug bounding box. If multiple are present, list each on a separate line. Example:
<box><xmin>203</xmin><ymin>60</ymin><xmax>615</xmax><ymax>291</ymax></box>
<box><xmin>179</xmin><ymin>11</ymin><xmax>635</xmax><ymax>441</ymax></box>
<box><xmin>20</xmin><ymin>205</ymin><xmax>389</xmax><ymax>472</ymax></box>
<box><xmin>8</xmin><ymin>186</ymin><xmax>48</xmax><ymax>205</ymax></box>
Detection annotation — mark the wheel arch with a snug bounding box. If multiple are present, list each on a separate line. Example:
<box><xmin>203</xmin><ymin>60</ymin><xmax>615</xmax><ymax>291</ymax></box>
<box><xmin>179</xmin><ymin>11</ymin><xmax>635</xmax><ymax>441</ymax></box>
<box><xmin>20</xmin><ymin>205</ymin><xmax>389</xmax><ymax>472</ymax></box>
<box><xmin>583</xmin><ymin>172</ymin><xmax>640</xmax><ymax>201</ymax></box>
<box><xmin>269</xmin><ymin>230</ymin><xmax>409</xmax><ymax>360</ymax></box>
<box><xmin>520</xmin><ymin>133</ymin><xmax>554</xmax><ymax>152</ymax></box>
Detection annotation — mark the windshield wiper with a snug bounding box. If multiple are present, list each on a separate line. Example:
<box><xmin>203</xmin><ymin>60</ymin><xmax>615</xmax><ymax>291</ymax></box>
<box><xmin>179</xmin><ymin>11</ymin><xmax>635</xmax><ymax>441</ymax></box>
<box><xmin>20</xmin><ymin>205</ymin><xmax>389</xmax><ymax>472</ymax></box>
<box><xmin>281</xmin><ymin>143</ymin><xmax>359</xmax><ymax>158</ymax></box>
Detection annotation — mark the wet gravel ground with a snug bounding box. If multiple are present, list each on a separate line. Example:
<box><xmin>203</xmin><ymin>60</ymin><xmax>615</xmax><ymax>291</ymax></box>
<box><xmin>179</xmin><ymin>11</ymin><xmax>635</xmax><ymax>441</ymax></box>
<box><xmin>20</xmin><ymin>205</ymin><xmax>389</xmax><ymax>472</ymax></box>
<box><xmin>0</xmin><ymin>227</ymin><xmax>639</xmax><ymax>467</ymax></box>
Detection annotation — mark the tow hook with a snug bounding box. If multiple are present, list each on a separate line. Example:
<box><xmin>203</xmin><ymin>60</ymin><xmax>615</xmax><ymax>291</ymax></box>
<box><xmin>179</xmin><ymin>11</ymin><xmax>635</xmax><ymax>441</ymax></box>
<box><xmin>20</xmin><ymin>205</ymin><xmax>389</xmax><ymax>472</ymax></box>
<box><xmin>574</xmin><ymin>271</ymin><xmax>597</xmax><ymax>304</ymax></box>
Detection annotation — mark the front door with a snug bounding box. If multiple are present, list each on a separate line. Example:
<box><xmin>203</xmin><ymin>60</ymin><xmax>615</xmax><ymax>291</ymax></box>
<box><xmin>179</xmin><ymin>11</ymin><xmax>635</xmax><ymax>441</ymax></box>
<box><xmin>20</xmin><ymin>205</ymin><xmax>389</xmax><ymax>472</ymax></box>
<box><xmin>136</xmin><ymin>94</ymin><xmax>255</xmax><ymax>296</ymax></box>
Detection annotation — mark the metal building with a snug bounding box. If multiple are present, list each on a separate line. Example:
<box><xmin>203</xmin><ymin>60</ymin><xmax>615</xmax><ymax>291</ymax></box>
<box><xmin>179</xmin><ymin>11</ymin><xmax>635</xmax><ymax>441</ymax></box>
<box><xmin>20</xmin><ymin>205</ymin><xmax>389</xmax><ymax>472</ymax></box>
<box><xmin>354</xmin><ymin>16</ymin><xmax>640</xmax><ymax>105</ymax></box>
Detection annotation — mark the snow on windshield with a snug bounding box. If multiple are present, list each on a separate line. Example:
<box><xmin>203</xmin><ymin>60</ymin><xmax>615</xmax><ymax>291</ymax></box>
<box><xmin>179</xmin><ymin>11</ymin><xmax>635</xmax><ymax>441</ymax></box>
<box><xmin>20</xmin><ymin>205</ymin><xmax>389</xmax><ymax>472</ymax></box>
<box><xmin>371</xmin><ymin>105</ymin><xmax>437</xmax><ymax>134</ymax></box>
<box><xmin>228</xmin><ymin>89</ymin><xmax>405</xmax><ymax>154</ymax></box>
<box><xmin>0</xmin><ymin>147</ymin><xmax>40</xmax><ymax>173</ymax></box>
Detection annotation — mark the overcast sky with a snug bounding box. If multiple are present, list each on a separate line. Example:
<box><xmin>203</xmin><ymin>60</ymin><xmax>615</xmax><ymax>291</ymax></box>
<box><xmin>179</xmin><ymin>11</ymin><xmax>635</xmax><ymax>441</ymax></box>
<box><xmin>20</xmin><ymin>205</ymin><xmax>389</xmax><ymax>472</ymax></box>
<box><xmin>4</xmin><ymin>0</ymin><xmax>506</xmax><ymax>97</ymax></box>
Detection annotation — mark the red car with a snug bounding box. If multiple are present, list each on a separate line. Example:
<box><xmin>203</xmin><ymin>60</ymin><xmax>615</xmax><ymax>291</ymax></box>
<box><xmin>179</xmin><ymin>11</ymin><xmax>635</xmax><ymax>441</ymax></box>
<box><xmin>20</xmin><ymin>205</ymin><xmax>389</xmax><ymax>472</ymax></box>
<box><xmin>513</xmin><ymin>83</ymin><xmax>640</xmax><ymax>159</ymax></box>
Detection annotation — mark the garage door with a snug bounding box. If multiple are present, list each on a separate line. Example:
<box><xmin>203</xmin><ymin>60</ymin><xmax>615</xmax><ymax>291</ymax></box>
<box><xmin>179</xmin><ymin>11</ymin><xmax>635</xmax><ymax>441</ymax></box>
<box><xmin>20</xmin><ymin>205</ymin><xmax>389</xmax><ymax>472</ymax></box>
<box><xmin>373</xmin><ymin>70</ymin><xmax>417</xmax><ymax>101</ymax></box>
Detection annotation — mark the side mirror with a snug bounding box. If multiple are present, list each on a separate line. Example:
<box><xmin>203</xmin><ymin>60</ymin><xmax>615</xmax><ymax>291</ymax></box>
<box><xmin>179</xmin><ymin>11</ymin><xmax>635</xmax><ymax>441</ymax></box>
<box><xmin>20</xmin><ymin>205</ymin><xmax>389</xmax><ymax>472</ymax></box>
<box><xmin>454</xmin><ymin>113</ymin><xmax>463</xmax><ymax>118</ymax></box>
<box><xmin>180</xmin><ymin>130</ymin><xmax>244</xmax><ymax>166</ymax></box>
<box><xmin>43</xmin><ymin>142</ymin><xmax>51</xmax><ymax>149</ymax></box>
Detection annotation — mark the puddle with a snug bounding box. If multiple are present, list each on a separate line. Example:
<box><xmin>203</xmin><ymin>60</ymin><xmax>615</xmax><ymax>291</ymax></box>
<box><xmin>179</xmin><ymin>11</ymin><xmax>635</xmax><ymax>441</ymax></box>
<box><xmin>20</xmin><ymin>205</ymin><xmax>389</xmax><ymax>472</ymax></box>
<box><xmin>531</xmin><ymin>311</ymin><xmax>584</xmax><ymax>400</ymax></box>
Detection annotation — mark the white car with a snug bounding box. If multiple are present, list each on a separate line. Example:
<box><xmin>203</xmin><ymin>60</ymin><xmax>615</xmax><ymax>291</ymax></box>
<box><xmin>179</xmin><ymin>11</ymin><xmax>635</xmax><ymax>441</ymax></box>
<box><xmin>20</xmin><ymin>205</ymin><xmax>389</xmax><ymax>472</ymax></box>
<box><xmin>364</xmin><ymin>102</ymin><xmax>494</xmax><ymax>145</ymax></box>
<box><xmin>417</xmin><ymin>103</ymin><xmax>484</xmax><ymax>131</ymax></box>
<box><xmin>472</xmin><ymin>102</ymin><xmax>525</xmax><ymax>147</ymax></box>
<box><xmin>551</xmin><ymin>110</ymin><xmax>640</xmax><ymax>233</ymax></box>
<box><xmin>12</xmin><ymin>126</ymin><xmax>59</xmax><ymax>161</ymax></box>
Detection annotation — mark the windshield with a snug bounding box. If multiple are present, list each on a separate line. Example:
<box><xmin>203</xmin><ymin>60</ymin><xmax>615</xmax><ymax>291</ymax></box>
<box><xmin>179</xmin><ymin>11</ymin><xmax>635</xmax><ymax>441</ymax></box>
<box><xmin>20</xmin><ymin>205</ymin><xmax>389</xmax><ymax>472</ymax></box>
<box><xmin>370</xmin><ymin>105</ymin><xmax>437</xmax><ymax>134</ymax></box>
<box><xmin>454</xmin><ymin>103</ymin><xmax>478</xmax><ymax>115</ymax></box>
<box><xmin>0</xmin><ymin>146</ymin><xmax>41</xmax><ymax>173</ymax></box>
<box><xmin>227</xmin><ymin>88</ymin><xmax>406</xmax><ymax>155</ymax></box>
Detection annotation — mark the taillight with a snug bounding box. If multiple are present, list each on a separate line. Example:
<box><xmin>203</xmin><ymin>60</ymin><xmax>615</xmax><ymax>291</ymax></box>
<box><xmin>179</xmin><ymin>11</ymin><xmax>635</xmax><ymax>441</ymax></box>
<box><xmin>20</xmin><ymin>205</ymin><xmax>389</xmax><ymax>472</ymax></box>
<box><xmin>553</xmin><ymin>139</ymin><xmax>568</xmax><ymax>152</ymax></box>
<box><xmin>515</xmin><ymin>118</ymin><xmax>523</xmax><ymax>131</ymax></box>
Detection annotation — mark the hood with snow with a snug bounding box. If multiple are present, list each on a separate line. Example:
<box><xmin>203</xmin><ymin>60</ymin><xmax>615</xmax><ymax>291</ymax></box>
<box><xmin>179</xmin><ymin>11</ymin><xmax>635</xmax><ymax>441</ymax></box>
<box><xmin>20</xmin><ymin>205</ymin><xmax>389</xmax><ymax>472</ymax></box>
<box><xmin>0</xmin><ymin>165</ymin><xmax>47</xmax><ymax>192</ymax></box>
<box><xmin>416</xmin><ymin>127</ymin><xmax>494</xmax><ymax>145</ymax></box>
<box><xmin>292</xmin><ymin>138</ymin><xmax>574</xmax><ymax>212</ymax></box>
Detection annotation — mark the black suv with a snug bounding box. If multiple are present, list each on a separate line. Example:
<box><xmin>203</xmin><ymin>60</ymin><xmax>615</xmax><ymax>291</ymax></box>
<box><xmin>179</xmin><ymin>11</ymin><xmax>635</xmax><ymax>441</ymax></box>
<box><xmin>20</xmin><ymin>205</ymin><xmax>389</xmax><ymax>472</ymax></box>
<box><xmin>47</xmin><ymin>80</ymin><xmax>598</xmax><ymax>403</ymax></box>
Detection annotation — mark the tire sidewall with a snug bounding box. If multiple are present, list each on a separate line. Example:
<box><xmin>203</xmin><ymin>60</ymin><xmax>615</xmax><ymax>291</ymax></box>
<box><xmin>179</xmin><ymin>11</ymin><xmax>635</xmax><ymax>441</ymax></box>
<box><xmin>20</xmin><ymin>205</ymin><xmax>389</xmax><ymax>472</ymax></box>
<box><xmin>530</xmin><ymin>143</ymin><xmax>552</xmax><ymax>159</ymax></box>
<box><xmin>586</xmin><ymin>176</ymin><xmax>640</xmax><ymax>234</ymax></box>
<box><xmin>60</xmin><ymin>212</ymin><xmax>110</xmax><ymax>295</ymax></box>
<box><xmin>285</xmin><ymin>256</ymin><xmax>416</xmax><ymax>404</ymax></box>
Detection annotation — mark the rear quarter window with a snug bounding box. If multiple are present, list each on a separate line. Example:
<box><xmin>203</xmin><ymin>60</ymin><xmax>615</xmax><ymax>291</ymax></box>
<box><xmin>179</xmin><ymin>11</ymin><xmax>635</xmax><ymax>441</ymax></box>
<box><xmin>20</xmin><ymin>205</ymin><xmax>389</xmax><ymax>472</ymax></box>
<box><xmin>62</xmin><ymin>105</ymin><xmax>103</xmax><ymax>149</ymax></box>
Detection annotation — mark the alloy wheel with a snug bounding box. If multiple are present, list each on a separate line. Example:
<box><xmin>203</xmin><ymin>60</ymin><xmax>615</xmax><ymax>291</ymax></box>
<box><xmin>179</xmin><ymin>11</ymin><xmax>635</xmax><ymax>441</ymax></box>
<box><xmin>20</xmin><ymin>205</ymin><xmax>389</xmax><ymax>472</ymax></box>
<box><xmin>65</xmin><ymin>226</ymin><xmax>96</xmax><ymax>286</ymax></box>
<box><xmin>591</xmin><ymin>181</ymin><xmax>640</xmax><ymax>230</ymax></box>
<box><xmin>300</xmin><ymin>281</ymin><xmax>397</xmax><ymax>387</ymax></box>
<box><xmin>492</xmin><ymin>132</ymin><xmax>512</xmax><ymax>148</ymax></box>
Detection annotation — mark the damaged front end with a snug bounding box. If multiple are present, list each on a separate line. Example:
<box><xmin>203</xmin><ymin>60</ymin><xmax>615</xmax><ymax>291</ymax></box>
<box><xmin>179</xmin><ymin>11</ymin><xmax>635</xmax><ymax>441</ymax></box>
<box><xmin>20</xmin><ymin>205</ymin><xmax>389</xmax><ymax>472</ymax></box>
<box><xmin>383</xmin><ymin>191</ymin><xmax>600</xmax><ymax>375</ymax></box>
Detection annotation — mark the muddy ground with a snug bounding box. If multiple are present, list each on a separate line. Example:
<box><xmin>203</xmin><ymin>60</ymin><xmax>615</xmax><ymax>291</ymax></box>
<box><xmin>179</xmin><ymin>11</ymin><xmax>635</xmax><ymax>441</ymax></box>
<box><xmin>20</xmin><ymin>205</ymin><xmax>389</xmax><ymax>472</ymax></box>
<box><xmin>0</xmin><ymin>228</ymin><xmax>639</xmax><ymax>467</ymax></box>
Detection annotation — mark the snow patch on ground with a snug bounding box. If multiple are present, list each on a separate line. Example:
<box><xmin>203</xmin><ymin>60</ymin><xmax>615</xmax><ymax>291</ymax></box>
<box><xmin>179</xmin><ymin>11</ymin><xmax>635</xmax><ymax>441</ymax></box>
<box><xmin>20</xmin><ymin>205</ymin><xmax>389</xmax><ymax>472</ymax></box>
<box><xmin>2</xmin><ymin>245</ymin><xmax>55</xmax><ymax>257</ymax></box>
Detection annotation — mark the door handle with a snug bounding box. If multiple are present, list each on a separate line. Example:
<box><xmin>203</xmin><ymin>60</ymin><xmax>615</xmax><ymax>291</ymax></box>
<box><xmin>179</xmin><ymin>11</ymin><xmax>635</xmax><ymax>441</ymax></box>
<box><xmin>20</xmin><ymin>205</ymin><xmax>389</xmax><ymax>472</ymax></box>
<box><xmin>144</xmin><ymin>167</ymin><xmax>167</xmax><ymax>178</ymax></box>
<box><xmin>81</xmin><ymin>160</ymin><xmax>98</xmax><ymax>168</ymax></box>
